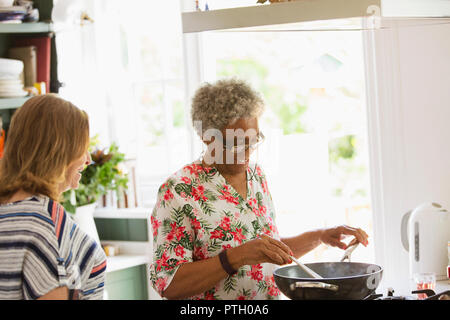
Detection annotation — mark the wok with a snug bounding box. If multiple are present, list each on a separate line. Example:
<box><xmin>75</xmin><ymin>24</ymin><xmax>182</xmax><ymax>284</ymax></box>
<box><xmin>273</xmin><ymin>244</ymin><xmax>383</xmax><ymax>300</ymax></box>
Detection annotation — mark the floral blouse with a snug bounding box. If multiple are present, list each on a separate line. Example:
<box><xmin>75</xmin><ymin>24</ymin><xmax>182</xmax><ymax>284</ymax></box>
<box><xmin>149</xmin><ymin>160</ymin><xmax>282</xmax><ymax>300</ymax></box>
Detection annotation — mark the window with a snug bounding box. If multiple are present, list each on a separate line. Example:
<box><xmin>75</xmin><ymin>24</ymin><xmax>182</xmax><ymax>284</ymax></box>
<box><xmin>56</xmin><ymin>0</ymin><xmax>188</xmax><ymax>207</ymax></box>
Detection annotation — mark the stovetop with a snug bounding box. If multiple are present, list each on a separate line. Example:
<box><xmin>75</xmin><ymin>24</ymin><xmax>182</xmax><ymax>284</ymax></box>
<box><xmin>365</xmin><ymin>288</ymin><xmax>450</xmax><ymax>300</ymax></box>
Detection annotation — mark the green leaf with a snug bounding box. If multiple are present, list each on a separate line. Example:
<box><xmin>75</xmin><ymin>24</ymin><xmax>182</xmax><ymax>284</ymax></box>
<box><xmin>256</xmin><ymin>192</ymin><xmax>263</xmax><ymax>206</ymax></box>
<box><xmin>204</xmin><ymin>190</ymin><xmax>217</xmax><ymax>202</ymax></box>
<box><xmin>200</xmin><ymin>200</ymin><xmax>215</xmax><ymax>216</ymax></box>
<box><xmin>181</xmin><ymin>204</ymin><xmax>194</xmax><ymax>217</ymax></box>
<box><xmin>224</xmin><ymin>275</ymin><xmax>237</xmax><ymax>294</ymax></box>
<box><xmin>174</xmin><ymin>183</ymin><xmax>192</xmax><ymax>196</ymax></box>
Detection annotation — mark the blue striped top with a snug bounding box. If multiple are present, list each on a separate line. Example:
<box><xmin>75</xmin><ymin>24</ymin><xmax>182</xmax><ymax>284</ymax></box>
<box><xmin>0</xmin><ymin>196</ymin><xmax>107</xmax><ymax>300</ymax></box>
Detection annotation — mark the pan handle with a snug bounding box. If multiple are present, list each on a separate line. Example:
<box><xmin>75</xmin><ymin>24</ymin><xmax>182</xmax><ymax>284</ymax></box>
<box><xmin>290</xmin><ymin>281</ymin><xmax>339</xmax><ymax>292</ymax></box>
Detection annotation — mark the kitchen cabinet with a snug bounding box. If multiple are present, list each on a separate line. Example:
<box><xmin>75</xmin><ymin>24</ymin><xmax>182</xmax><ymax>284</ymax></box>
<box><xmin>105</xmin><ymin>265</ymin><xmax>148</xmax><ymax>300</ymax></box>
<box><xmin>181</xmin><ymin>0</ymin><xmax>450</xmax><ymax>33</ymax></box>
<box><xmin>93</xmin><ymin>207</ymin><xmax>160</xmax><ymax>300</ymax></box>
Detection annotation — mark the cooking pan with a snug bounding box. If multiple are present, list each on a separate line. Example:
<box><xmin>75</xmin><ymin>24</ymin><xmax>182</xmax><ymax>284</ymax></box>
<box><xmin>273</xmin><ymin>244</ymin><xmax>383</xmax><ymax>300</ymax></box>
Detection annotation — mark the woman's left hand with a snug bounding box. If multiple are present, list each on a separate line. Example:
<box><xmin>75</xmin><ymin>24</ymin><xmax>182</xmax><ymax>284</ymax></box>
<box><xmin>319</xmin><ymin>225</ymin><xmax>369</xmax><ymax>250</ymax></box>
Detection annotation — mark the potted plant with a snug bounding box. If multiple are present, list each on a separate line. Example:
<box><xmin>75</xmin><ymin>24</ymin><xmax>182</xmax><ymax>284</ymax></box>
<box><xmin>61</xmin><ymin>136</ymin><xmax>129</xmax><ymax>244</ymax></box>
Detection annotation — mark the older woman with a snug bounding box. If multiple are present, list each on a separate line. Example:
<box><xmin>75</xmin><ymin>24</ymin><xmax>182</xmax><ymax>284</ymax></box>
<box><xmin>150</xmin><ymin>79</ymin><xmax>369</xmax><ymax>300</ymax></box>
<box><xmin>0</xmin><ymin>95</ymin><xmax>106</xmax><ymax>300</ymax></box>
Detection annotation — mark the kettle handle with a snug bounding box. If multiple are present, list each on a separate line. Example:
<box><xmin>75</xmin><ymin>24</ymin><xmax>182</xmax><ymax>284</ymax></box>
<box><xmin>401</xmin><ymin>210</ymin><xmax>412</xmax><ymax>252</ymax></box>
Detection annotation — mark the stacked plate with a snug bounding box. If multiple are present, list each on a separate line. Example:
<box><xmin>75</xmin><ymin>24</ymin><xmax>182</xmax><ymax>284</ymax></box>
<box><xmin>0</xmin><ymin>58</ymin><xmax>27</xmax><ymax>98</ymax></box>
<box><xmin>0</xmin><ymin>6</ymin><xmax>26</xmax><ymax>23</ymax></box>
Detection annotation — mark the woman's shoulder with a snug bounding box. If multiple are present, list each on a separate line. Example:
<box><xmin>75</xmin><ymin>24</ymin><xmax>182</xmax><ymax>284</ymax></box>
<box><xmin>0</xmin><ymin>195</ymin><xmax>54</xmax><ymax>224</ymax></box>
<box><xmin>158</xmin><ymin>160</ymin><xmax>211</xmax><ymax>190</ymax></box>
<box><xmin>248</xmin><ymin>162</ymin><xmax>267</xmax><ymax>179</ymax></box>
<box><xmin>0</xmin><ymin>195</ymin><xmax>62</xmax><ymax>245</ymax></box>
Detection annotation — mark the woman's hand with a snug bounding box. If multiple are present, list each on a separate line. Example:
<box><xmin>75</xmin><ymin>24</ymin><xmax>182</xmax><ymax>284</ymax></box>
<box><xmin>228</xmin><ymin>234</ymin><xmax>293</xmax><ymax>269</ymax></box>
<box><xmin>319</xmin><ymin>225</ymin><xmax>369</xmax><ymax>250</ymax></box>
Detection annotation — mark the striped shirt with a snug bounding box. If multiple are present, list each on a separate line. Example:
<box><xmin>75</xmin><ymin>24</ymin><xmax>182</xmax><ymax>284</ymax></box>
<box><xmin>0</xmin><ymin>195</ymin><xmax>106</xmax><ymax>300</ymax></box>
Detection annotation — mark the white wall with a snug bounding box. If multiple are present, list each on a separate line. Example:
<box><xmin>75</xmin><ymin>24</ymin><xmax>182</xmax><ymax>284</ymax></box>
<box><xmin>363</xmin><ymin>18</ymin><xmax>450</xmax><ymax>294</ymax></box>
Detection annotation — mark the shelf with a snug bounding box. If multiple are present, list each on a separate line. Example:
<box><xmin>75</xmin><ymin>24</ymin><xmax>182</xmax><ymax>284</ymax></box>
<box><xmin>0</xmin><ymin>96</ymin><xmax>30</xmax><ymax>110</ymax></box>
<box><xmin>182</xmin><ymin>0</ymin><xmax>450</xmax><ymax>33</ymax></box>
<box><xmin>106</xmin><ymin>254</ymin><xmax>150</xmax><ymax>273</ymax></box>
<box><xmin>0</xmin><ymin>22</ymin><xmax>53</xmax><ymax>34</ymax></box>
<box><xmin>94</xmin><ymin>207</ymin><xmax>152</xmax><ymax>220</ymax></box>
<box><xmin>182</xmin><ymin>0</ymin><xmax>381</xmax><ymax>33</ymax></box>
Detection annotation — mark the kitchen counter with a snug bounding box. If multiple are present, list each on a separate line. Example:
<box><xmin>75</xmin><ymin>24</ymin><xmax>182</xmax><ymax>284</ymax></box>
<box><xmin>436</xmin><ymin>279</ymin><xmax>450</xmax><ymax>293</ymax></box>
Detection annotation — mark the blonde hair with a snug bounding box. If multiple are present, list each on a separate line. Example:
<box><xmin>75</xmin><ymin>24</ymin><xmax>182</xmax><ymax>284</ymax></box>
<box><xmin>0</xmin><ymin>94</ymin><xmax>89</xmax><ymax>202</ymax></box>
<box><xmin>191</xmin><ymin>78</ymin><xmax>265</xmax><ymax>137</ymax></box>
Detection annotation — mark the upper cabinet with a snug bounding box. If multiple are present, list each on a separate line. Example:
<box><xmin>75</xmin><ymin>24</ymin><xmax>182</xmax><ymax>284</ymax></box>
<box><xmin>181</xmin><ymin>0</ymin><xmax>450</xmax><ymax>33</ymax></box>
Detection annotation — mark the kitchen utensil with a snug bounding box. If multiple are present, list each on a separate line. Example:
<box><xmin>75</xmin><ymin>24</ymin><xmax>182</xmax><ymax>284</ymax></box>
<box><xmin>411</xmin><ymin>289</ymin><xmax>450</xmax><ymax>300</ymax></box>
<box><xmin>274</xmin><ymin>243</ymin><xmax>383</xmax><ymax>300</ymax></box>
<box><xmin>290</xmin><ymin>255</ymin><xmax>323</xmax><ymax>279</ymax></box>
<box><xmin>340</xmin><ymin>242</ymin><xmax>359</xmax><ymax>262</ymax></box>
<box><xmin>401</xmin><ymin>202</ymin><xmax>450</xmax><ymax>280</ymax></box>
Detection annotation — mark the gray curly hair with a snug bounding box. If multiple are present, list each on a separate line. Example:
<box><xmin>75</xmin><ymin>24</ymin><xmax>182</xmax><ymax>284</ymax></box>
<box><xmin>191</xmin><ymin>78</ymin><xmax>265</xmax><ymax>137</ymax></box>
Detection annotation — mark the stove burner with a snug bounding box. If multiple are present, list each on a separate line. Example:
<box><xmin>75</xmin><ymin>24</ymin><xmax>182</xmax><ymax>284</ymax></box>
<box><xmin>364</xmin><ymin>288</ymin><xmax>450</xmax><ymax>300</ymax></box>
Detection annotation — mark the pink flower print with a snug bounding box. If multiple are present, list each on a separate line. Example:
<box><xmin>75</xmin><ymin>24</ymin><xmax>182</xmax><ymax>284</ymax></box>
<box><xmin>210</xmin><ymin>228</ymin><xmax>224</xmax><ymax>240</ymax></box>
<box><xmin>204</xmin><ymin>292</ymin><xmax>215</xmax><ymax>300</ymax></box>
<box><xmin>268</xmin><ymin>285</ymin><xmax>281</xmax><ymax>297</ymax></box>
<box><xmin>191</xmin><ymin>217</ymin><xmax>202</xmax><ymax>230</ymax></box>
<box><xmin>248</xmin><ymin>264</ymin><xmax>264</xmax><ymax>281</ymax></box>
<box><xmin>166</xmin><ymin>222</ymin><xmax>177</xmax><ymax>242</ymax></box>
<box><xmin>164</xmin><ymin>188</ymin><xmax>174</xmax><ymax>201</ymax></box>
<box><xmin>194</xmin><ymin>246</ymin><xmax>208</xmax><ymax>260</ymax></box>
<box><xmin>155</xmin><ymin>277</ymin><xmax>168</xmax><ymax>293</ymax></box>
<box><xmin>219</xmin><ymin>185</ymin><xmax>240</xmax><ymax>205</ymax></box>
<box><xmin>181</xmin><ymin>176</ymin><xmax>191</xmax><ymax>184</ymax></box>
<box><xmin>176</xmin><ymin>259</ymin><xmax>188</xmax><ymax>266</ymax></box>
<box><xmin>192</xmin><ymin>185</ymin><xmax>208</xmax><ymax>202</ymax></box>
<box><xmin>151</xmin><ymin>216</ymin><xmax>161</xmax><ymax>237</ymax></box>
<box><xmin>185</xmin><ymin>164</ymin><xmax>204</xmax><ymax>177</ymax></box>
<box><xmin>256</xmin><ymin>166</ymin><xmax>263</xmax><ymax>177</ymax></box>
<box><xmin>262</xmin><ymin>228</ymin><xmax>272</xmax><ymax>236</ymax></box>
<box><xmin>175</xmin><ymin>226</ymin><xmax>186</xmax><ymax>241</ymax></box>
<box><xmin>222</xmin><ymin>244</ymin><xmax>232</xmax><ymax>250</ymax></box>
<box><xmin>248</xmin><ymin>198</ymin><xmax>257</xmax><ymax>208</ymax></box>
<box><xmin>262</xmin><ymin>179</ymin><xmax>268</xmax><ymax>194</ymax></box>
<box><xmin>174</xmin><ymin>245</ymin><xmax>186</xmax><ymax>257</ymax></box>
<box><xmin>258</xmin><ymin>205</ymin><xmax>267</xmax><ymax>216</ymax></box>
<box><xmin>156</xmin><ymin>251</ymin><xmax>170</xmax><ymax>272</ymax></box>
<box><xmin>231</xmin><ymin>228</ymin><xmax>246</xmax><ymax>244</ymax></box>
<box><xmin>219</xmin><ymin>216</ymin><xmax>231</xmax><ymax>231</ymax></box>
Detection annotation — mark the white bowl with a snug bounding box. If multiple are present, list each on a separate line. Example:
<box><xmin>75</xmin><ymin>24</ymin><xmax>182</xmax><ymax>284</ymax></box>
<box><xmin>0</xmin><ymin>58</ymin><xmax>23</xmax><ymax>75</ymax></box>
<box><xmin>0</xmin><ymin>0</ymin><xmax>15</xmax><ymax>7</ymax></box>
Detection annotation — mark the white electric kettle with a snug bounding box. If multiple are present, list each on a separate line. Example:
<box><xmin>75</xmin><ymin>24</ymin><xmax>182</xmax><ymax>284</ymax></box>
<box><xmin>401</xmin><ymin>202</ymin><xmax>450</xmax><ymax>280</ymax></box>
